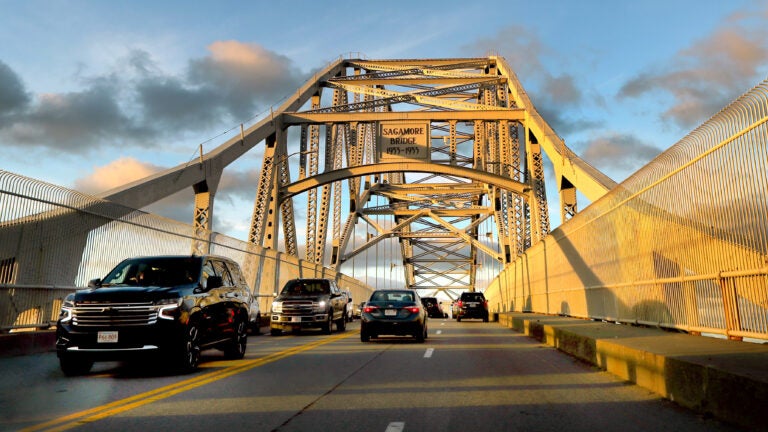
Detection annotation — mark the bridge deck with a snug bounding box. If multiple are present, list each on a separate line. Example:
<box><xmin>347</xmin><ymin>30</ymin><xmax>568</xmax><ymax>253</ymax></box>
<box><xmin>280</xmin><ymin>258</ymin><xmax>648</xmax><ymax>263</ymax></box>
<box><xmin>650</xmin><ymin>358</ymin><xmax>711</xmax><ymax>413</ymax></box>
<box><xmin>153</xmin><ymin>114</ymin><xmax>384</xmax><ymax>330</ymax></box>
<box><xmin>2</xmin><ymin>313</ymin><xmax>766</xmax><ymax>430</ymax></box>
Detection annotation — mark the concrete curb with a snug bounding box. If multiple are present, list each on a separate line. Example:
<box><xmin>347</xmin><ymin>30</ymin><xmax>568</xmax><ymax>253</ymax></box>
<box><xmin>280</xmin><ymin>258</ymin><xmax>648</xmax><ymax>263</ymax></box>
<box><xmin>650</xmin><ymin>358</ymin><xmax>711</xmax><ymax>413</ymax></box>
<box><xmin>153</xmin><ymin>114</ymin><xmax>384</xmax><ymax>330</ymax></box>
<box><xmin>498</xmin><ymin>312</ymin><xmax>768</xmax><ymax>431</ymax></box>
<box><xmin>0</xmin><ymin>330</ymin><xmax>56</xmax><ymax>357</ymax></box>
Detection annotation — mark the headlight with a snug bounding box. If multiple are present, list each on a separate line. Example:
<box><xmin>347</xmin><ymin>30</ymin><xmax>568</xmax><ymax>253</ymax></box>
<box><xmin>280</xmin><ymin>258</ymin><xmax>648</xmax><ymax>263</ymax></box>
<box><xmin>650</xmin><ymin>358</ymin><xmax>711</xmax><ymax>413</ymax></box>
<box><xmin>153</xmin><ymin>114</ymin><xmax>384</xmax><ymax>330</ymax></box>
<box><xmin>272</xmin><ymin>301</ymin><xmax>283</xmax><ymax>313</ymax></box>
<box><xmin>59</xmin><ymin>296</ymin><xmax>74</xmax><ymax>323</ymax></box>
<box><xmin>314</xmin><ymin>300</ymin><xmax>327</xmax><ymax>312</ymax></box>
<box><xmin>156</xmin><ymin>298</ymin><xmax>182</xmax><ymax>320</ymax></box>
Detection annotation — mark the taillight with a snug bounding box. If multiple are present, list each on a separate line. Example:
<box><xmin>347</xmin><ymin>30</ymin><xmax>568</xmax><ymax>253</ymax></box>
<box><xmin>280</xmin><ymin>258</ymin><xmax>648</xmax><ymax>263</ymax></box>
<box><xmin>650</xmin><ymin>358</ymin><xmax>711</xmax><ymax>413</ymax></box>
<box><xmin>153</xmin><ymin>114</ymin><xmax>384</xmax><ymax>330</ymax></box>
<box><xmin>483</xmin><ymin>300</ymin><xmax>488</xmax><ymax>309</ymax></box>
<box><xmin>363</xmin><ymin>305</ymin><xmax>379</xmax><ymax>313</ymax></box>
<box><xmin>457</xmin><ymin>300</ymin><xmax>463</xmax><ymax>308</ymax></box>
<box><xmin>405</xmin><ymin>306</ymin><xmax>420</xmax><ymax>314</ymax></box>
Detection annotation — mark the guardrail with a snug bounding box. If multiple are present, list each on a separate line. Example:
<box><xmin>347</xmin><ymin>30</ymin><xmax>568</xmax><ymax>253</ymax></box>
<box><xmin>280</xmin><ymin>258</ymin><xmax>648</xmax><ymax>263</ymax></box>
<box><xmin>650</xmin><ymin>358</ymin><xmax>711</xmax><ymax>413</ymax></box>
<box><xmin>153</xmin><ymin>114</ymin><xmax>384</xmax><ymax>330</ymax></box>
<box><xmin>486</xmin><ymin>78</ymin><xmax>768</xmax><ymax>342</ymax></box>
<box><xmin>0</xmin><ymin>285</ymin><xmax>71</xmax><ymax>332</ymax></box>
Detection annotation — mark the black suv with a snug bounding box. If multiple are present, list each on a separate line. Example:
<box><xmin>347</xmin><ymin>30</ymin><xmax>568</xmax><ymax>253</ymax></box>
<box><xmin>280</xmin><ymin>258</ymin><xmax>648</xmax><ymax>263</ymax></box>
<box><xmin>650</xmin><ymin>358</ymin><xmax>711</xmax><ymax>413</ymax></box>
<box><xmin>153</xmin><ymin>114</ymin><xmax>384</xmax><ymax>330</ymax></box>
<box><xmin>56</xmin><ymin>255</ymin><xmax>252</xmax><ymax>375</ymax></box>
<box><xmin>421</xmin><ymin>297</ymin><xmax>446</xmax><ymax>318</ymax></box>
<box><xmin>456</xmin><ymin>291</ymin><xmax>489</xmax><ymax>322</ymax></box>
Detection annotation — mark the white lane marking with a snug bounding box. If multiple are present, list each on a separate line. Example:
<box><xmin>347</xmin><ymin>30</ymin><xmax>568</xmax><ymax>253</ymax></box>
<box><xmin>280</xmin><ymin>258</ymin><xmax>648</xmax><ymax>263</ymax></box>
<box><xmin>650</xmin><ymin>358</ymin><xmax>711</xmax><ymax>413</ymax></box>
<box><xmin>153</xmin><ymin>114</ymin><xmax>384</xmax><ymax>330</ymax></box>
<box><xmin>424</xmin><ymin>348</ymin><xmax>434</xmax><ymax>358</ymax></box>
<box><xmin>436</xmin><ymin>330</ymin><xmax>442</xmax><ymax>335</ymax></box>
<box><xmin>385</xmin><ymin>422</ymin><xmax>405</xmax><ymax>432</ymax></box>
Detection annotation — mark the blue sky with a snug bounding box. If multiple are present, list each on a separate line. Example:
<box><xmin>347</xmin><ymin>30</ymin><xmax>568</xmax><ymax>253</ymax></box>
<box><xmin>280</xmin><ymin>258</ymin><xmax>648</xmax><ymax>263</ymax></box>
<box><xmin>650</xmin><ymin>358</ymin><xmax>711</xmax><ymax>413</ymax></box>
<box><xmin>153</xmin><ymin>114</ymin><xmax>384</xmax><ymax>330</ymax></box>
<box><xmin>1</xmin><ymin>0</ymin><xmax>767</xmax><ymax>239</ymax></box>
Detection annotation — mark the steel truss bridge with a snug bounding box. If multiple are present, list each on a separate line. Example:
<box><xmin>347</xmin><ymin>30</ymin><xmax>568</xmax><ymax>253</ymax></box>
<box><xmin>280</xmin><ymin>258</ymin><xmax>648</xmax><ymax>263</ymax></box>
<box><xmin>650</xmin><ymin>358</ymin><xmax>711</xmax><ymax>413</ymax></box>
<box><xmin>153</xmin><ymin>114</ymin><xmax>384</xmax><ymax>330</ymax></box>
<box><xmin>102</xmin><ymin>56</ymin><xmax>615</xmax><ymax>297</ymax></box>
<box><xmin>1</xmin><ymin>56</ymin><xmax>767</xmax><ymax>342</ymax></box>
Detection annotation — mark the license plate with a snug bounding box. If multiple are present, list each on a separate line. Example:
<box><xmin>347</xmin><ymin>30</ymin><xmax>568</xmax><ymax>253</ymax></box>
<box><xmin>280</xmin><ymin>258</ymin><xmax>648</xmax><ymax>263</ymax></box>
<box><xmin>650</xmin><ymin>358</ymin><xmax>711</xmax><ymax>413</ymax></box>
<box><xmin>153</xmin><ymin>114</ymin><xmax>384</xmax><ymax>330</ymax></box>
<box><xmin>384</xmin><ymin>309</ymin><xmax>397</xmax><ymax>316</ymax></box>
<box><xmin>467</xmin><ymin>302</ymin><xmax>478</xmax><ymax>307</ymax></box>
<box><xmin>291</xmin><ymin>316</ymin><xmax>302</xmax><ymax>322</ymax></box>
<box><xmin>97</xmin><ymin>331</ymin><xmax>118</xmax><ymax>343</ymax></box>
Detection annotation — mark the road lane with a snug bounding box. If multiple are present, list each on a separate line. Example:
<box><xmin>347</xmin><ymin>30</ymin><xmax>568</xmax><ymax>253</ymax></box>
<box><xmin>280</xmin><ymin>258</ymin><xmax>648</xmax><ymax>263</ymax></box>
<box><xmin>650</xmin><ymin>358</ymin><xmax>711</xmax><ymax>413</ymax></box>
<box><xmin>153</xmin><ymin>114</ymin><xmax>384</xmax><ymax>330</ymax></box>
<box><xmin>1</xmin><ymin>320</ymin><xmax>745</xmax><ymax>431</ymax></box>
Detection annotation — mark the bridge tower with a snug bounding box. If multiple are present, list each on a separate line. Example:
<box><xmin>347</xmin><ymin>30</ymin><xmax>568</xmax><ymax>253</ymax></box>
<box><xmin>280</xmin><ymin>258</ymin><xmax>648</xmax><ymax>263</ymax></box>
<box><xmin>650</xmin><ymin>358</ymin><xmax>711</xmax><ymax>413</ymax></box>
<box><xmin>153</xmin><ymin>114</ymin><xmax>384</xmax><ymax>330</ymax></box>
<box><xmin>245</xmin><ymin>57</ymin><xmax>615</xmax><ymax>298</ymax></box>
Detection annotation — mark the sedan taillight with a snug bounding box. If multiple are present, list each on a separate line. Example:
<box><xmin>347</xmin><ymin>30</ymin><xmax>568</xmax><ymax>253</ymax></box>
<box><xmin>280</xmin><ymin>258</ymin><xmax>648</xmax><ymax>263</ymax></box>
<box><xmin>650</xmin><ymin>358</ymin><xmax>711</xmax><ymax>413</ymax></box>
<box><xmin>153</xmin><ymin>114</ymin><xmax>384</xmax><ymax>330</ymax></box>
<box><xmin>363</xmin><ymin>305</ymin><xmax>379</xmax><ymax>313</ymax></box>
<box><xmin>405</xmin><ymin>306</ymin><xmax>420</xmax><ymax>314</ymax></box>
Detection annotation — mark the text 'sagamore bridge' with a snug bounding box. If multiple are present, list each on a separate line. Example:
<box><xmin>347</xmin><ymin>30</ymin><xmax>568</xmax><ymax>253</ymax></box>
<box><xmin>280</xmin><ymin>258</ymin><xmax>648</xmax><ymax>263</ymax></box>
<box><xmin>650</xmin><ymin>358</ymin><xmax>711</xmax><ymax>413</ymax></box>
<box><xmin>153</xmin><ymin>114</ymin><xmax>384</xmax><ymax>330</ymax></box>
<box><xmin>1</xmin><ymin>56</ymin><xmax>766</xmax><ymax>343</ymax></box>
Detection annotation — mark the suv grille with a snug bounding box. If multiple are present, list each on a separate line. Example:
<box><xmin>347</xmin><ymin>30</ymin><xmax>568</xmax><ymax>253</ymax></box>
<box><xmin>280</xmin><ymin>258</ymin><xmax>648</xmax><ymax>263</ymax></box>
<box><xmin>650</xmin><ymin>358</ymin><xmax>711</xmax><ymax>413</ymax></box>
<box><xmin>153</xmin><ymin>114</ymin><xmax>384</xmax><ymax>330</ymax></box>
<box><xmin>281</xmin><ymin>300</ymin><xmax>316</xmax><ymax>316</ymax></box>
<box><xmin>72</xmin><ymin>301</ymin><xmax>158</xmax><ymax>327</ymax></box>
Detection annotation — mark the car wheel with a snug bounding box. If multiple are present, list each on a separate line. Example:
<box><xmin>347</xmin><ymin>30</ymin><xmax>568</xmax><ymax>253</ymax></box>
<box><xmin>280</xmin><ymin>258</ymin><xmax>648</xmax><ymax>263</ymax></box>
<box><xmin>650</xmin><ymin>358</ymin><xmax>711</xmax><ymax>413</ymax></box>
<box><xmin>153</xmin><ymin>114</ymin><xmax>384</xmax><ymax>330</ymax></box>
<box><xmin>224</xmin><ymin>318</ymin><xmax>247</xmax><ymax>359</ymax></box>
<box><xmin>483</xmin><ymin>313</ymin><xmax>489</xmax><ymax>323</ymax></box>
<box><xmin>337</xmin><ymin>313</ymin><xmax>346</xmax><ymax>332</ymax></box>
<box><xmin>360</xmin><ymin>327</ymin><xmax>370</xmax><ymax>342</ymax></box>
<box><xmin>59</xmin><ymin>356</ymin><xmax>94</xmax><ymax>376</ymax></box>
<box><xmin>176</xmin><ymin>322</ymin><xmax>201</xmax><ymax>373</ymax></box>
<box><xmin>250</xmin><ymin>313</ymin><xmax>261</xmax><ymax>335</ymax></box>
<box><xmin>322</xmin><ymin>312</ymin><xmax>333</xmax><ymax>335</ymax></box>
<box><xmin>415</xmin><ymin>325</ymin><xmax>426</xmax><ymax>343</ymax></box>
<box><xmin>457</xmin><ymin>315</ymin><xmax>462</xmax><ymax>322</ymax></box>
<box><xmin>270</xmin><ymin>328</ymin><xmax>282</xmax><ymax>336</ymax></box>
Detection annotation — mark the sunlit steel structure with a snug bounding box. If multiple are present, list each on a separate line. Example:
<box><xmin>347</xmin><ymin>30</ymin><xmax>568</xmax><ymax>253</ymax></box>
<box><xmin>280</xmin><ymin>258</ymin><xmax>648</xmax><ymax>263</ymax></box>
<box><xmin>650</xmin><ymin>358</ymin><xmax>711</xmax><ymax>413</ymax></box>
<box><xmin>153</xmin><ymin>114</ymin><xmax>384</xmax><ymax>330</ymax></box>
<box><xmin>211</xmin><ymin>56</ymin><xmax>613</xmax><ymax>298</ymax></box>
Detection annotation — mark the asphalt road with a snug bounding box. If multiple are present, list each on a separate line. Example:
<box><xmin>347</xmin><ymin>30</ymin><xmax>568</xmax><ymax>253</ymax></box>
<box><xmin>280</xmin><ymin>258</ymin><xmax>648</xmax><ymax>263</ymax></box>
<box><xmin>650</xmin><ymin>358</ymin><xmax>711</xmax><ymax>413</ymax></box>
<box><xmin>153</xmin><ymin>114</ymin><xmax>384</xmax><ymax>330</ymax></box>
<box><xmin>0</xmin><ymin>319</ymin><xmax>745</xmax><ymax>431</ymax></box>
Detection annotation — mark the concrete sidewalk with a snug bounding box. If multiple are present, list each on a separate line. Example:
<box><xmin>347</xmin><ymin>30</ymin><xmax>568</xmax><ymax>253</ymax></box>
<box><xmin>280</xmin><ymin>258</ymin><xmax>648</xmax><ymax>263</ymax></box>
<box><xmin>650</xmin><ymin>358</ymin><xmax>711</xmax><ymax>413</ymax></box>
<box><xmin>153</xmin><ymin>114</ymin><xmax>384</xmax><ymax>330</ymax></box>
<box><xmin>497</xmin><ymin>312</ymin><xmax>767</xmax><ymax>430</ymax></box>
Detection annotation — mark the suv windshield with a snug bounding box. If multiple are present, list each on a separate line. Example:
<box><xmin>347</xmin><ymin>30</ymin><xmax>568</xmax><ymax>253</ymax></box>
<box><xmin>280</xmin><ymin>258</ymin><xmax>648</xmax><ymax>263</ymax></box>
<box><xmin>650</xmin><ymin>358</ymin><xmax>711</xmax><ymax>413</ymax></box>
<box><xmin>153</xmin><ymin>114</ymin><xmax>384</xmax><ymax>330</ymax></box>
<box><xmin>102</xmin><ymin>256</ymin><xmax>202</xmax><ymax>287</ymax></box>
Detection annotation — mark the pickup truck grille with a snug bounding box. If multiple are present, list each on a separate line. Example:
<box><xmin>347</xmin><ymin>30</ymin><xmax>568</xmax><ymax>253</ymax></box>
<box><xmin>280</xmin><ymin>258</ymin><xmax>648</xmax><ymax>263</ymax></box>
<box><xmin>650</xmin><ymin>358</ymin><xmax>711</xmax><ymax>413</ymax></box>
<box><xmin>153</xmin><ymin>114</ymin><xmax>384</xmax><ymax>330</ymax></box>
<box><xmin>281</xmin><ymin>300</ymin><xmax>315</xmax><ymax>315</ymax></box>
<box><xmin>72</xmin><ymin>301</ymin><xmax>158</xmax><ymax>327</ymax></box>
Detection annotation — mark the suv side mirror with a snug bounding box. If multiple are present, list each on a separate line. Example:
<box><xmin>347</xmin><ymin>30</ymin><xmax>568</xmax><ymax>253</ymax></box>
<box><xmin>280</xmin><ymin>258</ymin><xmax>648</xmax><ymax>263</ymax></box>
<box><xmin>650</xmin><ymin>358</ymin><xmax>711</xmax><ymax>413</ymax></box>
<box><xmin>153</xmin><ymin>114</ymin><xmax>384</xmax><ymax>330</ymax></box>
<box><xmin>88</xmin><ymin>278</ymin><xmax>102</xmax><ymax>288</ymax></box>
<box><xmin>207</xmin><ymin>276</ymin><xmax>223</xmax><ymax>290</ymax></box>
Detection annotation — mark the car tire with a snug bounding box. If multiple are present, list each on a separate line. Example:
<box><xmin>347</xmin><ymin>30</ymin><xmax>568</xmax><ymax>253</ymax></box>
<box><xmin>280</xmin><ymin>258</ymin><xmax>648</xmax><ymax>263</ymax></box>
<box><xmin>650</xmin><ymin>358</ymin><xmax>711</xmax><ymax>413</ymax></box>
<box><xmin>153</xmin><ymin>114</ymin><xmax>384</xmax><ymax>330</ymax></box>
<box><xmin>360</xmin><ymin>327</ymin><xmax>370</xmax><ymax>342</ymax></box>
<box><xmin>223</xmin><ymin>318</ymin><xmax>247</xmax><ymax>359</ymax></box>
<box><xmin>59</xmin><ymin>356</ymin><xmax>94</xmax><ymax>376</ymax></box>
<box><xmin>457</xmin><ymin>315</ymin><xmax>462</xmax><ymax>322</ymax></box>
<box><xmin>415</xmin><ymin>325</ymin><xmax>426</xmax><ymax>343</ymax></box>
<box><xmin>337</xmin><ymin>313</ymin><xmax>346</xmax><ymax>332</ymax></box>
<box><xmin>483</xmin><ymin>313</ymin><xmax>489</xmax><ymax>323</ymax></box>
<box><xmin>175</xmin><ymin>322</ymin><xmax>201</xmax><ymax>373</ymax></box>
<box><xmin>250</xmin><ymin>313</ymin><xmax>261</xmax><ymax>335</ymax></box>
<box><xmin>270</xmin><ymin>328</ymin><xmax>282</xmax><ymax>336</ymax></box>
<box><xmin>322</xmin><ymin>312</ymin><xmax>333</xmax><ymax>335</ymax></box>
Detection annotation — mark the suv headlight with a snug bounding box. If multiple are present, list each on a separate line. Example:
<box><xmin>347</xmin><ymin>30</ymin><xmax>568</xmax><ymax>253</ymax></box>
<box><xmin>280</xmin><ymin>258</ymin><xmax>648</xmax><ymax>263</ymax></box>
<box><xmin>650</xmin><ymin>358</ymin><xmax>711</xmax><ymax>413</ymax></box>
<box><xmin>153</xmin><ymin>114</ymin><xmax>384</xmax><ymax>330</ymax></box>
<box><xmin>59</xmin><ymin>296</ymin><xmax>74</xmax><ymax>323</ymax></box>
<box><xmin>272</xmin><ymin>301</ymin><xmax>283</xmax><ymax>313</ymax></box>
<box><xmin>156</xmin><ymin>298</ymin><xmax>182</xmax><ymax>320</ymax></box>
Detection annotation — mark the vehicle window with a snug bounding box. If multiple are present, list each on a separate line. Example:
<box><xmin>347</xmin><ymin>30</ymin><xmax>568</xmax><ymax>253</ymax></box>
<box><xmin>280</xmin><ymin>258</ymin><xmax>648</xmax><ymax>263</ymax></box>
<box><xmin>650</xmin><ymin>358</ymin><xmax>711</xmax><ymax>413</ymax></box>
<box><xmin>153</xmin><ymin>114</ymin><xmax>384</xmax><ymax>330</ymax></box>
<box><xmin>371</xmin><ymin>291</ymin><xmax>414</xmax><ymax>302</ymax></box>
<box><xmin>212</xmin><ymin>260</ymin><xmax>234</xmax><ymax>286</ymax></box>
<box><xmin>201</xmin><ymin>260</ymin><xmax>216</xmax><ymax>289</ymax></box>
<box><xmin>227</xmin><ymin>262</ymin><xmax>247</xmax><ymax>286</ymax></box>
<box><xmin>102</xmin><ymin>257</ymin><xmax>201</xmax><ymax>287</ymax></box>
<box><xmin>282</xmin><ymin>280</ymin><xmax>330</xmax><ymax>295</ymax></box>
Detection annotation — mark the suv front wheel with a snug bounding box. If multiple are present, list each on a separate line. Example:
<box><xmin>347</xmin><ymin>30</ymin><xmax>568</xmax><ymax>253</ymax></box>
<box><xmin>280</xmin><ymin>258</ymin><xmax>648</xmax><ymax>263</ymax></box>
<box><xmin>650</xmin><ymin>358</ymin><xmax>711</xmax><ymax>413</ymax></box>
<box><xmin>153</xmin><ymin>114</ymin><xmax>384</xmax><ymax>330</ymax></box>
<box><xmin>223</xmin><ymin>318</ymin><xmax>247</xmax><ymax>359</ymax></box>
<box><xmin>174</xmin><ymin>322</ymin><xmax>201</xmax><ymax>373</ymax></box>
<box><xmin>60</xmin><ymin>356</ymin><xmax>94</xmax><ymax>376</ymax></box>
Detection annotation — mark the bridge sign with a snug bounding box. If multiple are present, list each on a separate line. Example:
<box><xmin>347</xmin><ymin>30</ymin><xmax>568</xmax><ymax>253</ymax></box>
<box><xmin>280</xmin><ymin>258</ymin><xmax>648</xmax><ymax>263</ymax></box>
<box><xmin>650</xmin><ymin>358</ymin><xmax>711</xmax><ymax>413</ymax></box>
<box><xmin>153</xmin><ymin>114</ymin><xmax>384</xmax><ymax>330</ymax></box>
<box><xmin>376</xmin><ymin>121</ymin><xmax>430</xmax><ymax>162</ymax></box>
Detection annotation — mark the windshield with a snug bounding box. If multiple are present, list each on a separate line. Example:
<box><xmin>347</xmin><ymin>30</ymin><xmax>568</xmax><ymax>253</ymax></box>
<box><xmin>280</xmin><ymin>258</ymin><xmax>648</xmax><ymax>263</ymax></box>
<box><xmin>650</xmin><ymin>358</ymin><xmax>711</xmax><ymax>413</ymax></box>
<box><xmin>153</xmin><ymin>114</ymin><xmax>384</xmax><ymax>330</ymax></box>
<box><xmin>101</xmin><ymin>257</ymin><xmax>202</xmax><ymax>287</ymax></box>
<box><xmin>281</xmin><ymin>280</ymin><xmax>329</xmax><ymax>295</ymax></box>
<box><xmin>370</xmin><ymin>291</ymin><xmax>415</xmax><ymax>303</ymax></box>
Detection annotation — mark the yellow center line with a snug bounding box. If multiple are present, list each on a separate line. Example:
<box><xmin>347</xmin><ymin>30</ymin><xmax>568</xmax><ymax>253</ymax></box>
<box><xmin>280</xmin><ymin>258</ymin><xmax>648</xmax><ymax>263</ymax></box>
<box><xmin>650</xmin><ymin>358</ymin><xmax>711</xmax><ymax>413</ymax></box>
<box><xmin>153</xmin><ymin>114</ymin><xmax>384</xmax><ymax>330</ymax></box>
<box><xmin>23</xmin><ymin>331</ymin><xmax>357</xmax><ymax>432</ymax></box>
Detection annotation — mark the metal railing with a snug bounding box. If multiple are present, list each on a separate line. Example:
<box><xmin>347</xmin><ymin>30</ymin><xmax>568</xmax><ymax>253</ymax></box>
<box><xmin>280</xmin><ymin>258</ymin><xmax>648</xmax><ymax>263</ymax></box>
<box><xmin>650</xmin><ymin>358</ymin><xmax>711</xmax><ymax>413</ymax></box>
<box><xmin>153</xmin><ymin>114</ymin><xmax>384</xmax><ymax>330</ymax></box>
<box><xmin>485</xmin><ymin>78</ymin><xmax>768</xmax><ymax>342</ymax></box>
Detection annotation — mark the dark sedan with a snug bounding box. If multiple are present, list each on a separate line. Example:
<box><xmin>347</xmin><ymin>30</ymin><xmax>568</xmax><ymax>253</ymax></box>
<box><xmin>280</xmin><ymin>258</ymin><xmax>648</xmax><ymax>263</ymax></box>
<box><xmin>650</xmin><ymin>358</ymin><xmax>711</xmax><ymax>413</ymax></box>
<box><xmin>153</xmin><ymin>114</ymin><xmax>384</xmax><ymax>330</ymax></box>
<box><xmin>360</xmin><ymin>290</ymin><xmax>428</xmax><ymax>343</ymax></box>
